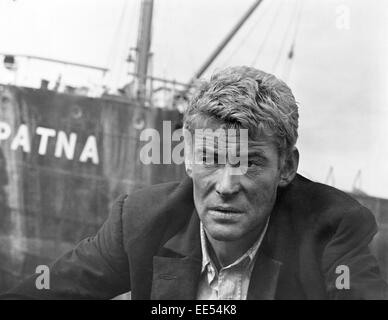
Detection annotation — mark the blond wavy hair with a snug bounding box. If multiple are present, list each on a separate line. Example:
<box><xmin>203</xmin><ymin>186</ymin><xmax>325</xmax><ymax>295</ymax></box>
<box><xmin>184</xmin><ymin>66</ymin><xmax>299</xmax><ymax>155</ymax></box>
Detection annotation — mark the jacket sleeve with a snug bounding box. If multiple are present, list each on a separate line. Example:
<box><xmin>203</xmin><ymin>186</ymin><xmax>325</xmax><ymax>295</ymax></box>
<box><xmin>1</xmin><ymin>195</ymin><xmax>131</xmax><ymax>300</ymax></box>
<box><xmin>322</xmin><ymin>206</ymin><xmax>388</xmax><ymax>299</ymax></box>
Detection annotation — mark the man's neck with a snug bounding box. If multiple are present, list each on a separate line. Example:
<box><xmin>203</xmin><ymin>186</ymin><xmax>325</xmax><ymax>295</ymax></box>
<box><xmin>204</xmin><ymin>224</ymin><xmax>265</xmax><ymax>269</ymax></box>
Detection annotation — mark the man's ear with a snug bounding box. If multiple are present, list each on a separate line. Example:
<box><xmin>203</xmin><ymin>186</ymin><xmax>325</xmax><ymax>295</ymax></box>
<box><xmin>279</xmin><ymin>147</ymin><xmax>299</xmax><ymax>187</ymax></box>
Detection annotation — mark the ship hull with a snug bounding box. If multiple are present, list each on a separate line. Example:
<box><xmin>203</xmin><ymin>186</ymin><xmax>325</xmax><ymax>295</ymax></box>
<box><xmin>0</xmin><ymin>85</ymin><xmax>185</xmax><ymax>291</ymax></box>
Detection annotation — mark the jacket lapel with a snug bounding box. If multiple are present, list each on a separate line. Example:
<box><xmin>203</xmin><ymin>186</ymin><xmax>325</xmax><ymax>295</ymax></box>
<box><xmin>247</xmin><ymin>250</ymin><xmax>282</xmax><ymax>300</ymax></box>
<box><xmin>247</xmin><ymin>190</ymin><xmax>291</xmax><ymax>300</ymax></box>
<box><xmin>150</xmin><ymin>211</ymin><xmax>202</xmax><ymax>300</ymax></box>
<box><xmin>151</xmin><ymin>256</ymin><xmax>202</xmax><ymax>300</ymax></box>
<box><xmin>150</xmin><ymin>206</ymin><xmax>286</xmax><ymax>300</ymax></box>
<box><xmin>149</xmin><ymin>182</ymin><xmax>298</xmax><ymax>300</ymax></box>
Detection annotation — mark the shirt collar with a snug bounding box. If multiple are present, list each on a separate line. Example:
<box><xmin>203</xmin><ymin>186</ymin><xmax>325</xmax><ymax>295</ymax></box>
<box><xmin>200</xmin><ymin>217</ymin><xmax>269</xmax><ymax>274</ymax></box>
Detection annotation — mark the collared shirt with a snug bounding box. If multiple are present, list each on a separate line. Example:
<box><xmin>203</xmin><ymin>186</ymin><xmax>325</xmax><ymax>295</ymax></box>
<box><xmin>196</xmin><ymin>220</ymin><xmax>269</xmax><ymax>300</ymax></box>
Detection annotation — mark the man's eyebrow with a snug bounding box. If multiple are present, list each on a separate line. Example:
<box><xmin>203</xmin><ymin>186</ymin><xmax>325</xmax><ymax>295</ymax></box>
<box><xmin>195</xmin><ymin>147</ymin><xmax>267</xmax><ymax>155</ymax></box>
<box><xmin>247</xmin><ymin>150</ymin><xmax>268</xmax><ymax>158</ymax></box>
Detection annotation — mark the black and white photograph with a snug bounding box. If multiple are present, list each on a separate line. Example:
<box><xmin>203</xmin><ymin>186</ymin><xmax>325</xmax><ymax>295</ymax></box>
<box><xmin>0</xmin><ymin>0</ymin><xmax>387</xmax><ymax>304</ymax></box>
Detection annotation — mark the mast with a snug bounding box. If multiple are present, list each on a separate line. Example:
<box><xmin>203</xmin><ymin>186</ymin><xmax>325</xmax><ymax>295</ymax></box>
<box><xmin>134</xmin><ymin>0</ymin><xmax>154</xmax><ymax>103</ymax></box>
<box><xmin>189</xmin><ymin>0</ymin><xmax>264</xmax><ymax>83</ymax></box>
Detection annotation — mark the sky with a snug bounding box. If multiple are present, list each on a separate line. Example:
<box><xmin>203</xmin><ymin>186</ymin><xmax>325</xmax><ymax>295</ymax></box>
<box><xmin>0</xmin><ymin>0</ymin><xmax>387</xmax><ymax>198</ymax></box>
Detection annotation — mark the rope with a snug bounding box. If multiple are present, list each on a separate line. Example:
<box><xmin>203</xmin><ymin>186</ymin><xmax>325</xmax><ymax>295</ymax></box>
<box><xmin>270</xmin><ymin>0</ymin><xmax>299</xmax><ymax>73</ymax></box>
<box><xmin>250</xmin><ymin>0</ymin><xmax>284</xmax><ymax>66</ymax></box>
<box><xmin>105</xmin><ymin>0</ymin><xmax>130</xmax><ymax>76</ymax></box>
<box><xmin>221</xmin><ymin>0</ymin><xmax>272</xmax><ymax>67</ymax></box>
<box><xmin>282</xmin><ymin>0</ymin><xmax>304</xmax><ymax>81</ymax></box>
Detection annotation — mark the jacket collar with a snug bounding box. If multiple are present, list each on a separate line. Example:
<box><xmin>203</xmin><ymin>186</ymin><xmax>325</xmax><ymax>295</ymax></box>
<box><xmin>162</xmin><ymin>210</ymin><xmax>202</xmax><ymax>260</ymax></box>
<box><xmin>151</xmin><ymin>210</ymin><xmax>202</xmax><ymax>300</ymax></box>
<box><xmin>151</xmin><ymin>204</ymin><xmax>284</xmax><ymax>300</ymax></box>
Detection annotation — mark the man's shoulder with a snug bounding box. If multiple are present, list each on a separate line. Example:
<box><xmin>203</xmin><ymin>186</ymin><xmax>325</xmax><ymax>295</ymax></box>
<box><xmin>124</xmin><ymin>179</ymin><xmax>185</xmax><ymax>208</ymax></box>
<box><xmin>288</xmin><ymin>174</ymin><xmax>373</xmax><ymax>226</ymax></box>
<box><xmin>118</xmin><ymin>177</ymin><xmax>194</xmax><ymax>235</ymax></box>
<box><xmin>294</xmin><ymin>174</ymin><xmax>361</xmax><ymax>208</ymax></box>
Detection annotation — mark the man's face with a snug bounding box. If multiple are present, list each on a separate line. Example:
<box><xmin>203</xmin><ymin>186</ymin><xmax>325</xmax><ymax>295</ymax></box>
<box><xmin>186</xmin><ymin>120</ymin><xmax>284</xmax><ymax>242</ymax></box>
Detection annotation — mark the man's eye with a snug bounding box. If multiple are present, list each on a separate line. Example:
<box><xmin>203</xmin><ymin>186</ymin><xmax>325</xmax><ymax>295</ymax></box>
<box><xmin>248</xmin><ymin>160</ymin><xmax>255</xmax><ymax>167</ymax></box>
<box><xmin>247</xmin><ymin>159</ymin><xmax>262</xmax><ymax>167</ymax></box>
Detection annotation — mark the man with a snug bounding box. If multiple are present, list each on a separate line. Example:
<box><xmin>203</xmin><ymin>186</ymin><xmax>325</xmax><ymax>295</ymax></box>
<box><xmin>3</xmin><ymin>66</ymin><xmax>387</xmax><ymax>299</ymax></box>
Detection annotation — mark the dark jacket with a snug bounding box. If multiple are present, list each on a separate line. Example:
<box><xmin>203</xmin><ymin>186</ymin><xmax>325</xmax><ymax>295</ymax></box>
<box><xmin>3</xmin><ymin>174</ymin><xmax>387</xmax><ymax>299</ymax></box>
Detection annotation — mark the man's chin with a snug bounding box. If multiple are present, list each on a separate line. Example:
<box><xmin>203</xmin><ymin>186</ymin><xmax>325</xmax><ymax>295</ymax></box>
<box><xmin>205</xmin><ymin>225</ymin><xmax>244</xmax><ymax>242</ymax></box>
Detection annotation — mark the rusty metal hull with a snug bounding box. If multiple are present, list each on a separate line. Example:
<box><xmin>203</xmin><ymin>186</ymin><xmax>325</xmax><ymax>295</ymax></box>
<box><xmin>0</xmin><ymin>85</ymin><xmax>185</xmax><ymax>291</ymax></box>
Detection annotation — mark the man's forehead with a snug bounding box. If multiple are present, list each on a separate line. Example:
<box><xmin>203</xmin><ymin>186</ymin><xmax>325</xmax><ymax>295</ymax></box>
<box><xmin>190</xmin><ymin>118</ymin><xmax>270</xmax><ymax>138</ymax></box>
<box><xmin>190</xmin><ymin>128</ymin><xmax>275</xmax><ymax>152</ymax></box>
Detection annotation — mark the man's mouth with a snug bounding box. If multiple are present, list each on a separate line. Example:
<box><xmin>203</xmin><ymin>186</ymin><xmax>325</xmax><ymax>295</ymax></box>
<box><xmin>208</xmin><ymin>206</ymin><xmax>244</xmax><ymax>214</ymax></box>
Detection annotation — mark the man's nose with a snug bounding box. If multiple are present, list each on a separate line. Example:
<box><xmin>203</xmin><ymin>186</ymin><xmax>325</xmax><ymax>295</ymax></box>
<box><xmin>215</xmin><ymin>165</ymin><xmax>241</xmax><ymax>197</ymax></box>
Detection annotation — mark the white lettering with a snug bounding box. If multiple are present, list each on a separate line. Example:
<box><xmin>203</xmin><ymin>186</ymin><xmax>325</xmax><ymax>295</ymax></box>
<box><xmin>151</xmin><ymin>304</ymin><xmax>185</xmax><ymax>317</ymax></box>
<box><xmin>336</xmin><ymin>4</ymin><xmax>351</xmax><ymax>30</ymax></box>
<box><xmin>0</xmin><ymin>121</ymin><xmax>99</xmax><ymax>165</ymax></box>
<box><xmin>139</xmin><ymin>128</ymin><xmax>160</xmax><ymax>164</ymax></box>
<box><xmin>10</xmin><ymin>124</ymin><xmax>30</xmax><ymax>152</ymax></box>
<box><xmin>36</xmin><ymin>126</ymin><xmax>56</xmax><ymax>155</ymax></box>
<box><xmin>35</xmin><ymin>265</ymin><xmax>50</xmax><ymax>290</ymax></box>
<box><xmin>79</xmin><ymin>135</ymin><xmax>99</xmax><ymax>164</ymax></box>
<box><xmin>162</xmin><ymin>121</ymin><xmax>172</xmax><ymax>164</ymax></box>
<box><xmin>335</xmin><ymin>265</ymin><xmax>350</xmax><ymax>289</ymax></box>
<box><xmin>172</xmin><ymin>128</ymin><xmax>185</xmax><ymax>165</ymax></box>
<box><xmin>55</xmin><ymin>131</ymin><xmax>77</xmax><ymax>160</ymax></box>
